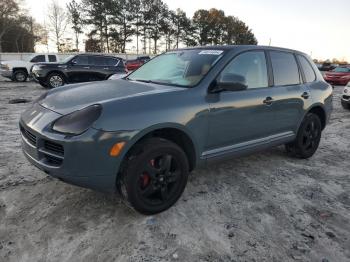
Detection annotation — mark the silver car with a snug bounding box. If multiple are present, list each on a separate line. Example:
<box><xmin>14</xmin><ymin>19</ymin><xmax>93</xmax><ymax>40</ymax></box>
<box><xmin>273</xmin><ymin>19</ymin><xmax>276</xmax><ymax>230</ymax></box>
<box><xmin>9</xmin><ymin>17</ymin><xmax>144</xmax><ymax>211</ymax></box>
<box><xmin>341</xmin><ymin>82</ymin><xmax>350</xmax><ymax>110</ymax></box>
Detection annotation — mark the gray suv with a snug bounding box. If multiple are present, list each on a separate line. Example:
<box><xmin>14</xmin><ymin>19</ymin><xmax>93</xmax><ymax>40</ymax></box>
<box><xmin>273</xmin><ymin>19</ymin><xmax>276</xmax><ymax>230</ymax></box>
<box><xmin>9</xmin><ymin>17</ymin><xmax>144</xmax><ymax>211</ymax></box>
<box><xmin>20</xmin><ymin>46</ymin><xmax>333</xmax><ymax>214</ymax></box>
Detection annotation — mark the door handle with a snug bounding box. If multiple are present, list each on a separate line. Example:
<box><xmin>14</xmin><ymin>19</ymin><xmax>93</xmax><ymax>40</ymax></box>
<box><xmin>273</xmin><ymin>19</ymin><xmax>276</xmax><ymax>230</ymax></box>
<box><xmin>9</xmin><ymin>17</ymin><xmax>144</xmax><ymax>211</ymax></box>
<box><xmin>301</xmin><ymin>92</ymin><xmax>310</xmax><ymax>99</ymax></box>
<box><xmin>103</xmin><ymin>67</ymin><xmax>109</xmax><ymax>70</ymax></box>
<box><xmin>83</xmin><ymin>66</ymin><xmax>90</xmax><ymax>69</ymax></box>
<box><xmin>263</xmin><ymin>96</ymin><xmax>274</xmax><ymax>105</ymax></box>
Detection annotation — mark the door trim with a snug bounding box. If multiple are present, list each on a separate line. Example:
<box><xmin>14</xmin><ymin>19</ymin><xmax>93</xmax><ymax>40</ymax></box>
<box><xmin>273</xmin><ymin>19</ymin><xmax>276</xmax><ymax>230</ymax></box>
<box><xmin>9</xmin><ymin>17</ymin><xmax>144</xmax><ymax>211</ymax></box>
<box><xmin>202</xmin><ymin>131</ymin><xmax>295</xmax><ymax>159</ymax></box>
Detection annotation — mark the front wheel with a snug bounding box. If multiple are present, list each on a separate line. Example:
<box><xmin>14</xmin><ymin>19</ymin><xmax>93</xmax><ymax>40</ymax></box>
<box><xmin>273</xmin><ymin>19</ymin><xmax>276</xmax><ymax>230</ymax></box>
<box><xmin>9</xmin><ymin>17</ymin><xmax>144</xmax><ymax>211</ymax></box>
<box><xmin>47</xmin><ymin>73</ymin><xmax>65</xmax><ymax>88</ymax></box>
<box><xmin>13</xmin><ymin>70</ymin><xmax>28</xmax><ymax>82</ymax></box>
<box><xmin>285</xmin><ymin>113</ymin><xmax>322</xmax><ymax>159</ymax></box>
<box><xmin>118</xmin><ymin>138</ymin><xmax>189</xmax><ymax>215</ymax></box>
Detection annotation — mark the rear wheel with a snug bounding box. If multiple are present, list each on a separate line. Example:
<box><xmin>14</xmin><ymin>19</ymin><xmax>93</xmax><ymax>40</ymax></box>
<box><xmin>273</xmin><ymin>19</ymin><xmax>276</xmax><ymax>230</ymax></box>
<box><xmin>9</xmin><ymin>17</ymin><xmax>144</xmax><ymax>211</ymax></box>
<box><xmin>13</xmin><ymin>70</ymin><xmax>28</xmax><ymax>82</ymax></box>
<box><xmin>47</xmin><ymin>73</ymin><xmax>65</xmax><ymax>88</ymax></box>
<box><xmin>118</xmin><ymin>138</ymin><xmax>189</xmax><ymax>215</ymax></box>
<box><xmin>341</xmin><ymin>100</ymin><xmax>350</xmax><ymax>110</ymax></box>
<box><xmin>285</xmin><ymin>113</ymin><xmax>322</xmax><ymax>159</ymax></box>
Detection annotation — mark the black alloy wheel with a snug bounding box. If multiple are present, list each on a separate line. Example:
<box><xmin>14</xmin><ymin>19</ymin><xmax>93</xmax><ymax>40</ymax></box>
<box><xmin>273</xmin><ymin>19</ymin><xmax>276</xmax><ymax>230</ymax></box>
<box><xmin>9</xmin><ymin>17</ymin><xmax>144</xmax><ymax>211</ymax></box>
<box><xmin>285</xmin><ymin>113</ymin><xmax>322</xmax><ymax>159</ymax></box>
<box><xmin>118</xmin><ymin>138</ymin><xmax>189</xmax><ymax>214</ymax></box>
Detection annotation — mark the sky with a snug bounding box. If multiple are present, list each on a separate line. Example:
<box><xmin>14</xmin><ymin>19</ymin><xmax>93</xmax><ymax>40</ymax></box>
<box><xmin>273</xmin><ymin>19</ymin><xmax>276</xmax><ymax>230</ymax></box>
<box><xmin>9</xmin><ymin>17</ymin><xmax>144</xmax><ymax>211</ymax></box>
<box><xmin>24</xmin><ymin>0</ymin><xmax>350</xmax><ymax>61</ymax></box>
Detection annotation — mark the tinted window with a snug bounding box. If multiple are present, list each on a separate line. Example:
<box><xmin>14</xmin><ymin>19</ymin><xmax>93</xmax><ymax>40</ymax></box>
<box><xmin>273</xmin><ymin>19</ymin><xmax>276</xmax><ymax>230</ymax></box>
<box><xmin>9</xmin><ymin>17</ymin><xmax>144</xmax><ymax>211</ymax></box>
<box><xmin>270</xmin><ymin>51</ymin><xmax>300</xmax><ymax>86</ymax></box>
<box><xmin>298</xmin><ymin>55</ymin><xmax>316</xmax><ymax>83</ymax></box>
<box><xmin>73</xmin><ymin>56</ymin><xmax>89</xmax><ymax>65</ymax></box>
<box><xmin>30</xmin><ymin>55</ymin><xmax>45</xmax><ymax>63</ymax></box>
<box><xmin>48</xmin><ymin>55</ymin><xmax>57</xmax><ymax>62</ymax></box>
<box><xmin>106</xmin><ymin>57</ymin><xmax>120</xmax><ymax>66</ymax></box>
<box><xmin>219</xmin><ymin>51</ymin><xmax>268</xmax><ymax>89</ymax></box>
<box><xmin>90</xmin><ymin>56</ymin><xmax>107</xmax><ymax>66</ymax></box>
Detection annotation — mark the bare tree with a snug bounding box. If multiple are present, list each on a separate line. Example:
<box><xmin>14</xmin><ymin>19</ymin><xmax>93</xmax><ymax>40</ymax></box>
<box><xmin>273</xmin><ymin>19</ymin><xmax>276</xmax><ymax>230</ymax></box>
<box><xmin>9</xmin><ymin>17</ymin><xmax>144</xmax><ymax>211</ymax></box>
<box><xmin>0</xmin><ymin>0</ymin><xmax>19</xmax><ymax>52</ymax></box>
<box><xmin>47</xmin><ymin>1</ymin><xmax>68</xmax><ymax>52</ymax></box>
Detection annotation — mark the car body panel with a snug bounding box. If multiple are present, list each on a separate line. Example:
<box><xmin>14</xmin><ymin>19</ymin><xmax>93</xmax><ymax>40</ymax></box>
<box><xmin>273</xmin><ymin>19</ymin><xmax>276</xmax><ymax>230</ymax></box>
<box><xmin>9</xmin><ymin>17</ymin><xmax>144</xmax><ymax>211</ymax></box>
<box><xmin>20</xmin><ymin>45</ymin><xmax>333</xmax><ymax>193</ymax></box>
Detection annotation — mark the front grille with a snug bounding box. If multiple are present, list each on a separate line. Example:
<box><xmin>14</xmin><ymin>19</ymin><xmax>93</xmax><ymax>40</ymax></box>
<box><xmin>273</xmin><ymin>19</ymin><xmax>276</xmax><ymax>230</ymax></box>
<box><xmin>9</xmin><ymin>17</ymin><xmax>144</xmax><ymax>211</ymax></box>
<box><xmin>20</xmin><ymin>125</ymin><xmax>36</xmax><ymax>146</ymax></box>
<box><xmin>44</xmin><ymin>140</ymin><xmax>64</xmax><ymax>156</ymax></box>
<box><xmin>21</xmin><ymin>124</ymin><xmax>64</xmax><ymax>167</ymax></box>
<box><xmin>44</xmin><ymin>154</ymin><xmax>63</xmax><ymax>166</ymax></box>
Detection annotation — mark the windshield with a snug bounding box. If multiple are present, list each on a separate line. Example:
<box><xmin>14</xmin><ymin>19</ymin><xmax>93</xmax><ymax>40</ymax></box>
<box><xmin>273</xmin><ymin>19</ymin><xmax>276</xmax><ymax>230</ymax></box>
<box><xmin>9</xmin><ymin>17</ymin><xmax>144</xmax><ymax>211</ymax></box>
<box><xmin>334</xmin><ymin>67</ymin><xmax>350</xmax><ymax>73</ymax></box>
<box><xmin>127</xmin><ymin>49</ymin><xmax>225</xmax><ymax>87</ymax></box>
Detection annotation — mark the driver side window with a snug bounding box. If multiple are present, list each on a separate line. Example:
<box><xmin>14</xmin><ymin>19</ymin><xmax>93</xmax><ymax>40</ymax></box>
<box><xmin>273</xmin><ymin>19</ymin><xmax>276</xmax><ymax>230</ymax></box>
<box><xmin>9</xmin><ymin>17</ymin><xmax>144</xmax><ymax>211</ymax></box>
<box><xmin>220</xmin><ymin>51</ymin><xmax>268</xmax><ymax>89</ymax></box>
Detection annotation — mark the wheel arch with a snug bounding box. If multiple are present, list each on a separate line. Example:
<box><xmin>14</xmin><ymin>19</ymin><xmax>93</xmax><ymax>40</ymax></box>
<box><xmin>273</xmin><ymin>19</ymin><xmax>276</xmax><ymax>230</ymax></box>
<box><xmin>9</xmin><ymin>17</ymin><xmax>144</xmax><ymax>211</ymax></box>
<box><xmin>12</xmin><ymin>67</ymin><xmax>28</xmax><ymax>74</ymax></box>
<box><xmin>120</xmin><ymin>123</ymin><xmax>198</xmax><ymax>173</ymax></box>
<box><xmin>304</xmin><ymin>104</ymin><xmax>327</xmax><ymax>130</ymax></box>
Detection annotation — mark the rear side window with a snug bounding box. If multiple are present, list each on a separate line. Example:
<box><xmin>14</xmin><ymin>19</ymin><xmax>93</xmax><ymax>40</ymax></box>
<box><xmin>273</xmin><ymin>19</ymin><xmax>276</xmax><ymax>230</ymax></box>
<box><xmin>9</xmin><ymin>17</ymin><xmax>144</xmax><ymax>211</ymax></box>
<box><xmin>90</xmin><ymin>56</ymin><xmax>107</xmax><ymax>66</ymax></box>
<box><xmin>48</xmin><ymin>55</ymin><xmax>57</xmax><ymax>62</ymax></box>
<box><xmin>30</xmin><ymin>55</ymin><xmax>45</xmax><ymax>63</ymax></box>
<box><xmin>106</xmin><ymin>57</ymin><xmax>120</xmax><ymax>66</ymax></box>
<box><xmin>270</xmin><ymin>51</ymin><xmax>300</xmax><ymax>86</ymax></box>
<box><xmin>298</xmin><ymin>55</ymin><xmax>316</xmax><ymax>83</ymax></box>
<box><xmin>219</xmin><ymin>51</ymin><xmax>268</xmax><ymax>89</ymax></box>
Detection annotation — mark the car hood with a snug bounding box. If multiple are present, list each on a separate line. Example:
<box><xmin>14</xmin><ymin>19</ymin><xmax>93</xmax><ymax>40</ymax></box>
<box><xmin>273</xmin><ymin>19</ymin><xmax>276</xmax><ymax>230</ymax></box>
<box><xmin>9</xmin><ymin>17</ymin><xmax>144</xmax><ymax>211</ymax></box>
<box><xmin>39</xmin><ymin>79</ymin><xmax>183</xmax><ymax>115</ymax></box>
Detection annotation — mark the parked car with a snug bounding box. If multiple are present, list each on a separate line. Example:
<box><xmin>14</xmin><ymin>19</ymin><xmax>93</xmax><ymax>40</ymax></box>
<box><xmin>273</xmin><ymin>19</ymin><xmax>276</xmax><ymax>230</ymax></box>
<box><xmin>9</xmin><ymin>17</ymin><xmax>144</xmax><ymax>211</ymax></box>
<box><xmin>341</xmin><ymin>82</ymin><xmax>350</xmax><ymax>109</ymax></box>
<box><xmin>125</xmin><ymin>56</ymin><xmax>151</xmax><ymax>71</ymax></box>
<box><xmin>318</xmin><ymin>62</ymin><xmax>337</xmax><ymax>72</ymax></box>
<box><xmin>20</xmin><ymin>46</ymin><xmax>333</xmax><ymax>214</ymax></box>
<box><xmin>0</xmin><ymin>54</ymin><xmax>59</xmax><ymax>82</ymax></box>
<box><xmin>31</xmin><ymin>54</ymin><xmax>126</xmax><ymax>88</ymax></box>
<box><xmin>323</xmin><ymin>66</ymin><xmax>350</xmax><ymax>86</ymax></box>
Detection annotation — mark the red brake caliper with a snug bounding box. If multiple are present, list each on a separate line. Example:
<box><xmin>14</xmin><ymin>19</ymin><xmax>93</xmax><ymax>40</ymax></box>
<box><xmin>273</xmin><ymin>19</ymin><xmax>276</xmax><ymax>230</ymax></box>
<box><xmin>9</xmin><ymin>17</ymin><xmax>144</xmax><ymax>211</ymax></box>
<box><xmin>141</xmin><ymin>159</ymin><xmax>154</xmax><ymax>188</ymax></box>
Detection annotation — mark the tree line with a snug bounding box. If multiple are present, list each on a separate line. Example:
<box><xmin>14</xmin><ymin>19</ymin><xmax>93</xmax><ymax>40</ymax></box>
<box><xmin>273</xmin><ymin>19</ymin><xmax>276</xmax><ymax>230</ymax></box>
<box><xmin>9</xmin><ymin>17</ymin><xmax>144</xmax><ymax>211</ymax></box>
<box><xmin>0</xmin><ymin>0</ymin><xmax>44</xmax><ymax>53</ymax></box>
<box><xmin>72</xmin><ymin>0</ymin><xmax>258</xmax><ymax>53</ymax></box>
<box><xmin>0</xmin><ymin>0</ymin><xmax>258</xmax><ymax>54</ymax></box>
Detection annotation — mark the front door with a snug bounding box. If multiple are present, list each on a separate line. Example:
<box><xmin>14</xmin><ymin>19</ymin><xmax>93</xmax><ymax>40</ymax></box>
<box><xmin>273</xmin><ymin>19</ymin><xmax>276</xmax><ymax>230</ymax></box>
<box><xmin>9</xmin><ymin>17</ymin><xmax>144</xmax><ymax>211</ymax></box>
<box><xmin>205</xmin><ymin>51</ymin><xmax>277</xmax><ymax>156</ymax></box>
<box><xmin>67</xmin><ymin>56</ymin><xmax>91</xmax><ymax>83</ymax></box>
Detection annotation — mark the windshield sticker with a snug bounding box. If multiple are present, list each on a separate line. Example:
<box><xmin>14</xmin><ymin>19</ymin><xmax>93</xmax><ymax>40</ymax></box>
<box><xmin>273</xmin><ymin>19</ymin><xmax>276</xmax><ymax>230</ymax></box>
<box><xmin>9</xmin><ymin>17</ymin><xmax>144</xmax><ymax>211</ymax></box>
<box><xmin>199</xmin><ymin>50</ymin><xmax>223</xmax><ymax>55</ymax></box>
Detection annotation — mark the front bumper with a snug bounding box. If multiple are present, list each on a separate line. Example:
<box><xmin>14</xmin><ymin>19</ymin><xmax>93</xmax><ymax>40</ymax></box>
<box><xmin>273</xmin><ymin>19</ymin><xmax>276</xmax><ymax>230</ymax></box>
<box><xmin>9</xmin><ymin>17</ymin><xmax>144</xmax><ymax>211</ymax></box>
<box><xmin>0</xmin><ymin>68</ymin><xmax>13</xmax><ymax>78</ymax></box>
<box><xmin>20</xmin><ymin>103</ymin><xmax>129</xmax><ymax>193</ymax></box>
<box><xmin>31</xmin><ymin>69</ymin><xmax>46</xmax><ymax>83</ymax></box>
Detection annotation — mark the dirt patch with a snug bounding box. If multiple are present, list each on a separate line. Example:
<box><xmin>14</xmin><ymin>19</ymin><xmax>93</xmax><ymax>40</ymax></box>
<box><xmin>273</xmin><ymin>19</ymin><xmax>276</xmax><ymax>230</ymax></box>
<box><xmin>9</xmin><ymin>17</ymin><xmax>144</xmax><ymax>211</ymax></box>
<box><xmin>0</xmin><ymin>78</ymin><xmax>349</xmax><ymax>261</ymax></box>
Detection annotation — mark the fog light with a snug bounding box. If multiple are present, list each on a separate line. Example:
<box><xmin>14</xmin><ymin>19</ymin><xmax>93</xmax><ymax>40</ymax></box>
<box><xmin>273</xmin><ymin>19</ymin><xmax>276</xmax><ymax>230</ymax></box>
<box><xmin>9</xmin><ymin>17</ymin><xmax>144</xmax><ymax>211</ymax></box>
<box><xmin>110</xmin><ymin>142</ymin><xmax>125</xmax><ymax>157</ymax></box>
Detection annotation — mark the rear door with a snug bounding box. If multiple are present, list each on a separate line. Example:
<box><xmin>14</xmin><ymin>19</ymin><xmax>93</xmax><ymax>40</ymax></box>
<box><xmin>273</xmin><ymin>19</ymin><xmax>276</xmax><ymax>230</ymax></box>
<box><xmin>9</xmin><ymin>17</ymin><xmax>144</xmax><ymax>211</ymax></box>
<box><xmin>268</xmin><ymin>51</ymin><xmax>308</xmax><ymax>135</ymax></box>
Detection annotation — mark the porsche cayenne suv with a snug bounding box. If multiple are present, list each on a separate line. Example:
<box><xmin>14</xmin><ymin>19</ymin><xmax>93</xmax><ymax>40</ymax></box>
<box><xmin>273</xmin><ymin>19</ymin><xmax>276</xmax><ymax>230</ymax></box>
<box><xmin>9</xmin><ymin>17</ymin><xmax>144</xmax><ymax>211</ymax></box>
<box><xmin>20</xmin><ymin>46</ymin><xmax>333</xmax><ymax>214</ymax></box>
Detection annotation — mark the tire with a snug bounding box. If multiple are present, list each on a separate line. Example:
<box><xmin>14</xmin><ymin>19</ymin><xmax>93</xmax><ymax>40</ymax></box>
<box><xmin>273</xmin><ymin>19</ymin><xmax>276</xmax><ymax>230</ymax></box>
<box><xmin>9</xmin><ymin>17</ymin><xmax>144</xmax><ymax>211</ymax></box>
<box><xmin>341</xmin><ymin>100</ymin><xmax>350</xmax><ymax>110</ymax></box>
<box><xmin>118</xmin><ymin>137</ymin><xmax>189</xmax><ymax>215</ymax></box>
<box><xmin>285</xmin><ymin>113</ymin><xmax>322</xmax><ymax>159</ymax></box>
<box><xmin>46</xmin><ymin>73</ymin><xmax>65</xmax><ymax>88</ymax></box>
<box><xmin>13</xmin><ymin>70</ymin><xmax>28</xmax><ymax>82</ymax></box>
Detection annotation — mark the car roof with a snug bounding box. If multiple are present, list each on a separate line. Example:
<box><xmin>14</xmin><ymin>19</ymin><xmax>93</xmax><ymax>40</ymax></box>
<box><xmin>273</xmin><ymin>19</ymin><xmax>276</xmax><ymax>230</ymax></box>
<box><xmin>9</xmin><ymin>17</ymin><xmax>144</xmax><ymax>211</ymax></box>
<box><xmin>174</xmin><ymin>45</ymin><xmax>308</xmax><ymax>56</ymax></box>
<box><xmin>76</xmin><ymin>54</ymin><xmax>123</xmax><ymax>60</ymax></box>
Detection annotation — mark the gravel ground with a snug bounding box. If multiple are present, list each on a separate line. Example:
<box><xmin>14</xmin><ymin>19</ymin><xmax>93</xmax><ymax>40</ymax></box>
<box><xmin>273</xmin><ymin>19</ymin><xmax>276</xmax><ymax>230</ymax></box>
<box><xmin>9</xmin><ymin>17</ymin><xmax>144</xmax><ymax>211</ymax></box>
<box><xmin>0</xmin><ymin>78</ymin><xmax>349</xmax><ymax>262</ymax></box>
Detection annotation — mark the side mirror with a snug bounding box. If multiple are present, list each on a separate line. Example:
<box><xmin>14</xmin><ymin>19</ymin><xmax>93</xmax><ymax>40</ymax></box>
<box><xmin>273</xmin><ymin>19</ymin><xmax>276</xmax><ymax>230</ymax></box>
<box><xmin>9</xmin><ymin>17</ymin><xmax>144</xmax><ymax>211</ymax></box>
<box><xmin>216</xmin><ymin>73</ymin><xmax>248</xmax><ymax>92</ymax></box>
<box><xmin>70</xmin><ymin>60</ymin><xmax>77</xmax><ymax>66</ymax></box>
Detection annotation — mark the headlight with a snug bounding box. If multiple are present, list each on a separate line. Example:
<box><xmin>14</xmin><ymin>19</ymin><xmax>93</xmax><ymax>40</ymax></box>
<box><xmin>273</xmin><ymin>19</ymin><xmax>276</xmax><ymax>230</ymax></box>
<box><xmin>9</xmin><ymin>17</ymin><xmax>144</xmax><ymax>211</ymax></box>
<box><xmin>0</xmin><ymin>63</ymin><xmax>10</xmax><ymax>70</ymax></box>
<box><xmin>52</xmin><ymin>104</ymin><xmax>102</xmax><ymax>135</ymax></box>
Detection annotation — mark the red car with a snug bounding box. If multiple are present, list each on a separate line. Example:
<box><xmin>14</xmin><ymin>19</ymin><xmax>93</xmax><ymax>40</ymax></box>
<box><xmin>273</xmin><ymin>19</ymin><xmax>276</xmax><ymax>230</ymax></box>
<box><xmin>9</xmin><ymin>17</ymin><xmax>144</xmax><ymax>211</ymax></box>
<box><xmin>125</xmin><ymin>56</ymin><xmax>151</xmax><ymax>71</ymax></box>
<box><xmin>324</xmin><ymin>66</ymin><xmax>350</xmax><ymax>86</ymax></box>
